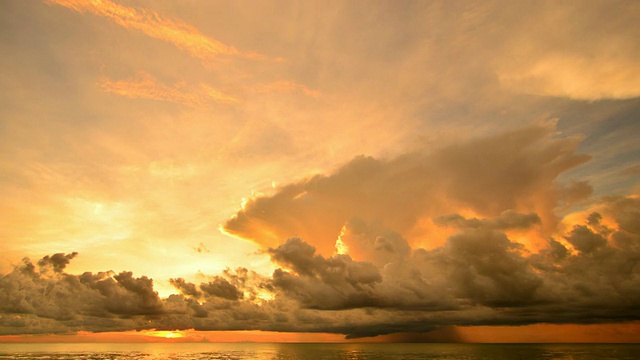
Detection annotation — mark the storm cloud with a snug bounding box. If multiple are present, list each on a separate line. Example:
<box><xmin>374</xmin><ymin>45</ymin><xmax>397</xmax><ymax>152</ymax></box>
<box><xmin>1</xmin><ymin>0</ymin><xmax>639</xmax><ymax>342</ymax></box>
<box><xmin>2</xmin><ymin>124</ymin><xmax>639</xmax><ymax>338</ymax></box>
<box><xmin>2</xmin><ymin>193</ymin><xmax>639</xmax><ymax>338</ymax></box>
<box><xmin>223</xmin><ymin>122</ymin><xmax>589</xmax><ymax>255</ymax></box>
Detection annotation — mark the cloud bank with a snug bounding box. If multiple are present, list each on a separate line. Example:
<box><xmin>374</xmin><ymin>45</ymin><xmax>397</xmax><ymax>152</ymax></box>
<box><xmin>2</xmin><ymin>125</ymin><xmax>639</xmax><ymax>338</ymax></box>
<box><xmin>2</xmin><ymin>194</ymin><xmax>639</xmax><ymax>338</ymax></box>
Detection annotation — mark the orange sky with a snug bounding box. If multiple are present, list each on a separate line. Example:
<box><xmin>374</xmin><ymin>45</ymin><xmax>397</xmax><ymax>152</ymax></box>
<box><xmin>3</xmin><ymin>323</ymin><xmax>640</xmax><ymax>343</ymax></box>
<box><xmin>1</xmin><ymin>0</ymin><xmax>640</xmax><ymax>343</ymax></box>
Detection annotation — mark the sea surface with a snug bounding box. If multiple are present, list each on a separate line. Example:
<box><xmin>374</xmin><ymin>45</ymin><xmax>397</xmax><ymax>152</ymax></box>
<box><xmin>1</xmin><ymin>343</ymin><xmax>640</xmax><ymax>360</ymax></box>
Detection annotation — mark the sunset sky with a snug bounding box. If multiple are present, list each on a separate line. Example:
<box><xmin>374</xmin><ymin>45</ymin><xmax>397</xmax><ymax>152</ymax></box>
<box><xmin>1</xmin><ymin>0</ymin><xmax>640</xmax><ymax>343</ymax></box>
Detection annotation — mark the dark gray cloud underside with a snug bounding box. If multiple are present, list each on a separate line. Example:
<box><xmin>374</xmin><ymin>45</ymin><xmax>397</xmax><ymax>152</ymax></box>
<box><xmin>1</xmin><ymin>195</ymin><xmax>639</xmax><ymax>338</ymax></box>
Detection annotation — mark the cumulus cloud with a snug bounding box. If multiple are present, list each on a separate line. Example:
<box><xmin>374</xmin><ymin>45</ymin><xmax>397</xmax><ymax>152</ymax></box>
<box><xmin>2</xmin><ymin>196</ymin><xmax>640</xmax><ymax>338</ymax></box>
<box><xmin>2</xmin><ymin>124</ymin><xmax>639</xmax><ymax>339</ymax></box>
<box><xmin>0</xmin><ymin>254</ymin><xmax>165</xmax><ymax>333</ymax></box>
<box><xmin>336</xmin><ymin>218</ymin><xmax>411</xmax><ymax>267</ymax></box>
<box><xmin>268</xmin><ymin>238</ymin><xmax>382</xmax><ymax>310</ymax></box>
<box><xmin>169</xmin><ymin>278</ymin><xmax>201</xmax><ymax>298</ymax></box>
<box><xmin>200</xmin><ymin>278</ymin><xmax>244</xmax><ymax>301</ymax></box>
<box><xmin>265</xmin><ymin>227</ymin><xmax>538</xmax><ymax>313</ymax></box>
<box><xmin>434</xmin><ymin>210</ymin><xmax>541</xmax><ymax>231</ymax></box>
<box><xmin>223</xmin><ymin>122</ymin><xmax>589</xmax><ymax>254</ymax></box>
<box><xmin>37</xmin><ymin>252</ymin><xmax>78</xmax><ymax>273</ymax></box>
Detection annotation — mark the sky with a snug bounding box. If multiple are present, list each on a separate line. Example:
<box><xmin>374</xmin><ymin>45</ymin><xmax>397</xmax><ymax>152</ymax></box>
<box><xmin>1</xmin><ymin>0</ymin><xmax>640</xmax><ymax>343</ymax></box>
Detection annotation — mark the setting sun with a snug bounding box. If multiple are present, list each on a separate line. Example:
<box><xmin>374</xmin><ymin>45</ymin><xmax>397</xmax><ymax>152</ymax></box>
<box><xmin>138</xmin><ymin>330</ymin><xmax>186</xmax><ymax>340</ymax></box>
<box><xmin>155</xmin><ymin>331</ymin><xmax>184</xmax><ymax>339</ymax></box>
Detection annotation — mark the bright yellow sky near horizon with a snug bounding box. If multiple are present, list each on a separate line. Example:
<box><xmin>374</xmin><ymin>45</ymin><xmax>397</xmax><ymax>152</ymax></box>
<box><xmin>1</xmin><ymin>0</ymin><xmax>640</xmax><ymax>342</ymax></box>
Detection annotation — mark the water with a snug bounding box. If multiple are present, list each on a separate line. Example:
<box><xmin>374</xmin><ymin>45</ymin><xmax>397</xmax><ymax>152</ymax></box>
<box><xmin>1</xmin><ymin>343</ymin><xmax>640</xmax><ymax>360</ymax></box>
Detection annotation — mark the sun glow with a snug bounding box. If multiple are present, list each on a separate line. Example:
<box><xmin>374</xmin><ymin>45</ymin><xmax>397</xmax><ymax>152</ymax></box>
<box><xmin>255</xmin><ymin>289</ymin><xmax>275</xmax><ymax>303</ymax></box>
<box><xmin>335</xmin><ymin>225</ymin><xmax>349</xmax><ymax>255</ymax></box>
<box><xmin>143</xmin><ymin>330</ymin><xmax>186</xmax><ymax>339</ymax></box>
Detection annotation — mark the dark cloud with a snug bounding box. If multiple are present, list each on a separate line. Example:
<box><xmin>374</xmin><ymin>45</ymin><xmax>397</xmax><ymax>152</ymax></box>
<box><xmin>168</xmin><ymin>277</ymin><xmax>245</xmax><ymax>313</ymax></box>
<box><xmin>268</xmin><ymin>238</ymin><xmax>382</xmax><ymax>310</ymax></box>
<box><xmin>430</xmin><ymin>230</ymin><xmax>542</xmax><ymax>307</ymax></box>
<box><xmin>0</xmin><ymin>253</ymin><xmax>164</xmax><ymax>333</ymax></box>
<box><xmin>434</xmin><ymin>210</ymin><xmax>541</xmax><ymax>230</ymax></box>
<box><xmin>170</xmin><ymin>268</ymin><xmax>269</xmax><ymax>303</ymax></box>
<box><xmin>265</xmin><ymin>228</ymin><xmax>541</xmax><ymax>313</ymax></box>
<box><xmin>2</xmin><ymin>198</ymin><xmax>640</xmax><ymax>337</ymax></box>
<box><xmin>169</xmin><ymin>278</ymin><xmax>202</xmax><ymax>298</ymax></box>
<box><xmin>2</xmin><ymin>139</ymin><xmax>639</xmax><ymax>339</ymax></box>
<box><xmin>200</xmin><ymin>277</ymin><xmax>243</xmax><ymax>301</ymax></box>
<box><xmin>607</xmin><ymin>196</ymin><xmax>640</xmax><ymax>235</ymax></box>
<box><xmin>37</xmin><ymin>252</ymin><xmax>78</xmax><ymax>273</ymax></box>
<box><xmin>564</xmin><ymin>225</ymin><xmax>607</xmax><ymax>254</ymax></box>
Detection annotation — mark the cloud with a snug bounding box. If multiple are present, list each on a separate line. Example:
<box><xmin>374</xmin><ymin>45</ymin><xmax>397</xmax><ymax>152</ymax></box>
<box><xmin>563</xmin><ymin>225</ymin><xmax>607</xmax><ymax>254</ymax></box>
<box><xmin>168</xmin><ymin>278</ymin><xmax>201</xmax><ymax>298</ymax></box>
<box><xmin>47</xmin><ymin>0</ymin><xmax>265</xmax><ymax>62</ymax></box>
<box><xmin>434</xmin><ymin>229</ymin><xmax>542</xmax><ymax>307</ymax></box>
<box><xmin>264</xmin><ymin>228</ymin><xmax>540</xmax><ymax>312</ymax></box>
<box><xmin>434</xmin><ymin>210</ymin><xmax>541</xmax><ymax>231</ymax></box>
<box><xmin>335</xmin><ymin>218</ymin><xmax>411</xmax><ymax>268</ymax></box>
<box><xmin>4</xmin><ymin>0</ymin><xmax>638</xmax><ymax>340</ymax></box>
<box><xmin>268</xmin><ymin>238</ymin><xmax>382</xmax><ymax>310</ymax></box>
<box><xmin>493</xmin><ymin>1</ymin><xmax>640</xmax><ymax>100</ymax></box>
<box><xmin>99</xmin><ymin>72</ymin><xmax>239</xmax><ymax>106</ymax></box>
<box><xmin>0</xmin><ymin>254</ymin><xmax>164</xmax><ymax>328</ymax></box>
<box><xmin>2</xmin><ymin>196</ymin><xmax>640</xmax><ymax>339</ymax></box>
<box><xmin>222</xmin><ymin>122</ymin><xmax>590</xmax><ymax>254</ymax></box>
<box><xmin>498</xmin><ymin>54</ymin><xmax>640</xmax><ymax>101</ymax></box>
<box><xmin>199</xmin><ymin>278</ymin><xmax>244</xmax><ymax>301</ymax></box>
<box><xmin>36</xmin><ymin>252</ymin><xmax>78</xmax><ymax>273</ymax></box>
<box><xmin>251</xmin><ymin>81</ymin><xmax>321</xmax><ymax>98</ymax></box>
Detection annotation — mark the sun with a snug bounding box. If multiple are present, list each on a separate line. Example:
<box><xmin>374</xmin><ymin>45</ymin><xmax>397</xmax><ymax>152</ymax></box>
<box><xmin>162</xmin><ymin>331</ymin><xmax>183</xmax><ymax>339</ymax></box>
<box><xmin>142</xmin><ymin>330</ymin><xmax>187</xmax><ymax>339</ymax></box>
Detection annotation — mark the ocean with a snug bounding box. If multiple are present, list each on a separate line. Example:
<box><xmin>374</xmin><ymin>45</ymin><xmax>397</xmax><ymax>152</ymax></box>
<box><xmin>1</xmin><ymin>343</ymin><xmax>640</xmax><ymax>359</ymax></box>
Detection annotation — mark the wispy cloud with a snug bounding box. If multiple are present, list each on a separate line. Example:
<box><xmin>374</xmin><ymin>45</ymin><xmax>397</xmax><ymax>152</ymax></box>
<box><xmin>99</xmin><ymin>72</ymin><xmax>239</xmax><ymax>106</ymax></box>
<box><xmin>252</xmin><ymin>81</ymin><xmax>321</xmax><ymax>98</ymax></box>
<box><xmin>47</xmin><ymin>0</ymin><xmax>266</xmax><ymax>62</ymax></box>
<box><xmin>498</xmin><ymin>54</ymin><xmax>640</xmax><ymax>100</ymax></box>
